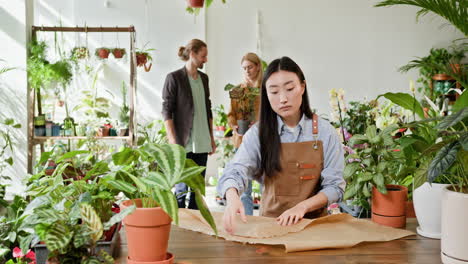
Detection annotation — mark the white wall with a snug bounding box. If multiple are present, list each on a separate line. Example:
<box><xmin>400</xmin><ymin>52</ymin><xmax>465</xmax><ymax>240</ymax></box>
<box><xmin>206</xmin><ymin>0</ymin><xmax>465</xmax><ymax>116</ymax></box>
<box><xmin>1</xmin><ymin>0</ymin><xmax>465</xmax><ymax>187</ymax></box>
<box><xmin>0</xmin><ymin>0</ymin><xmax>32</xmax><ymax>197</ymax></box>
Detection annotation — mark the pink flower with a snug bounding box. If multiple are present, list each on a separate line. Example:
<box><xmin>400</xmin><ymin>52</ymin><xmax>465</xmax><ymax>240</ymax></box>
<box><xmin>13</xmin><ymin>247</ymin><xmax>23</xmax><ymax>258</ymax></box>
<box><xmin>25</xmin><ymin>250</ymin><xmax>36</xmax><ymax>264</ymax></box>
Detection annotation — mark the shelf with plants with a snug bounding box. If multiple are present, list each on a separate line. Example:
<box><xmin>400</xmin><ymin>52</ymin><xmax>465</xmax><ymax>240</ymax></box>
<box><xmin>27</xmin><ymin>26</ymin><xmax>138</xmax><ymax>174</ymax></box>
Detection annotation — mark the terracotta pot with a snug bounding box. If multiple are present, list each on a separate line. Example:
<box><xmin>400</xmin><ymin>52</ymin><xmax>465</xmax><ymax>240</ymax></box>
<box><xmin>371</xmin><ymin>184</ymin><xmax>407</xmax><ymax>228</ymax></box>
<box><xmin>216</xmin><ymin>126</ymin><xmax>226</xmax><ymax>131</ymax></box>
<box><xmin>405</xmin><ymin>201</ymin><xmax>415</xmax><ymax>218</ymax></box>
<box><xmin>127</xmin><ymin>253</ymin><xmax>174</xmax><ymax>264</ymax></box>
<box><xmin>121</xmin><ymin>199</ymin><xmax>173</xmax><ymax>263</ymax></box>
<box><xmin>187</xmin><ymin>0</ymin><xmax>204</xmax><ymax>8</ymax></box>
<box><xmin>441</xmin><ymin>185</ymin><xmax>468</xmax><ymax>264</ymax></box>
<box><xmin>136</xmin><ymin>54</ymin><xmax>148</xmax><ymax>66</ymax></box>
<box><xmin>113</xmin><ymin>48</ymin><xmax>125</xmax><ymax>58</ymax></box>
<box><xmin>97</xmin><ymin>48</ymin><xmax>110</xmax><ymax>59</ymax></box>
<box><xmin>98</xmin><ymin>127</ymin><xmax>110</xmax><ymax>137</ymax></box>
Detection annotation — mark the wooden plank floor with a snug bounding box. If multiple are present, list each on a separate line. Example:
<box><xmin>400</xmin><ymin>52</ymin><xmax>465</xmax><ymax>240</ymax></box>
<box><xmin>116</xmin><ymin>218</ymin><xmax>442</xmax><ymax>264</ymax></box>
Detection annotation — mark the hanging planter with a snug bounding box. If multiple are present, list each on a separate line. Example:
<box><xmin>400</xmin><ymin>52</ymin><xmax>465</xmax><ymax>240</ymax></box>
<box><xmin>112</xmin><ymin>48</ymin><xmax>126</xmax><ymax>59</ymax></box>
<box><xmin>95</xmin><ymin>47</ymin><xmax>110</xmax><ymax>59</ymax></box>
<box><xmin>136</xmin><ymin>51</ymin><xmax>154</xmax><ymax>72</ymax></box>
<box><xmin>71</xmin><ymin>46</ymin><xmax>89</xmax><ymax>60</ymax></box>
<box><xmin>187</xmin><ymin>0</ymin><xmax>204</xmax><ymax>8</ymax></box>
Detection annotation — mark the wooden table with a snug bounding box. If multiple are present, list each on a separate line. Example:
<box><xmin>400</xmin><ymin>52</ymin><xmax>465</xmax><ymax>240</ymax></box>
<box><xmin>116</xmin><ymin>218</ymin><xmax>442</xmax><ymax>264</ymax></box>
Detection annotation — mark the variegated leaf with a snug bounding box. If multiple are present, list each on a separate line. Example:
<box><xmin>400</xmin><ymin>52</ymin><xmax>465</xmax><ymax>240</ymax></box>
<box><xmin>103</xmin><ymin>204</ymin><xmax>136</xmax><ymax>230</ymax></box>
<box><xmin>142</xmin><ymin>171</ymin><xmax>171</xmax><ymax>190</ymax></box>
<box><xmin>107</xmin><ymin>179</ymin><xmax>137</xmax><ymax>194</ymax></box>
<box><xmin>98</xmin><ymin>249</ymin><xmax>115</xmax><ymax>264</ymax></box>
<box><xmin>44</xmin><ymin>222</ymin><xmax>73</xmax><ymax>252</ymax></box>
<box><xmin>178</xmin><ymin>166</ymin><xmax>206</xmax><ymax>187</ymax></box>
<box><xmin>194</xmin><ymin>189</ymin><xmax>217</xmax><ymax>235</ymax></box>
<box><xmin>80</xmin><ymin>204</ymin><xmax>103</xmax><ymax>243</ymax></box>
<box><xmin>184</xmin><ymin>173</ymin><xmax>206</xmax><ymax>196</ymax></box>
<box><xmin>151</xmin><ymin>188</ymin><xmax>178</xmax><ymax>224</ymax></box>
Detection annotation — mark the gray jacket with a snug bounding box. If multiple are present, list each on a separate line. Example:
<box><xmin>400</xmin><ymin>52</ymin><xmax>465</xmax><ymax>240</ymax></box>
<box><xmin>162</xmin><ymin>66</ymin><xmax>212</xmax><ymax>146</ymax></box>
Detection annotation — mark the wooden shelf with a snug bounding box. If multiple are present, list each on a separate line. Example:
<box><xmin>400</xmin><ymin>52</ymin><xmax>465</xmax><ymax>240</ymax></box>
<box><xmin>432</xmin><ymin>74</ymin><xmax>455</xmax><ymax>81</ymax></box>
<box><xmin>33</xmin><ymin>136</ymin><xmax>130</xmax><ymax>142</ymax></box>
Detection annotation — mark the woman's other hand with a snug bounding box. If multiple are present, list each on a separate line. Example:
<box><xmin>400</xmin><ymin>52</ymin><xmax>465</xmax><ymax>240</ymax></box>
<box><xmin>276</xmin><ymin>203</ymin><xmax>307</xmax><ymax>226</ymax></box>
<box><xmin>223</xmin><ymin>188</ymin><xmax>247</xmax><ymax>234</ymax></box>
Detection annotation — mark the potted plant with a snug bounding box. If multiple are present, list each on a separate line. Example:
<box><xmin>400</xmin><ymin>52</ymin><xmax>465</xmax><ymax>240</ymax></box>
<box><xmin>95</xmin><ymin>47</ymin><xmax>111</xmax><ymax>59</ymax></box>
<box><xmin>104</xmin><ymin>143</ymin><xmax>217</xmax><ymax>263</ymax></box>
<box><xmin>136</xmin><ymin>43</ymin><xmax>155</xmax><ymax>72</ymax></box>
<box><xmin>111</xmin><ymin>48</ymin><xmax>126</xmax><ymax>59</ymax></box>
<box><xmin>424</xmin><ymin>106</ymin><xmax>468</xmax><ymax>263</ymax></box>
<box><xmin>137</xmin><ymin>120</ymin><xmax>168</xmax><ymax>146</ymax></box>
<box><xmin>225</xmin><ymin>83</ymin><xmax>260</xmax><ymax>135</ymax></box>
<box><xmin>186</xmin><ymin>0</ymin><xmax>227</xmax><ymax>15</ymax></box>
<box><xmin>344</xmin><ymin>124</ymin><xmax>408</xmax><ymax>227</ymax></box>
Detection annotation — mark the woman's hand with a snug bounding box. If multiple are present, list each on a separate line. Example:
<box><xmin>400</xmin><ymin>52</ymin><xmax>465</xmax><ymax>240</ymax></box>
<box><xmin>276</xmin><ymin>203</ymin><xmax>307</xmax><ymax>226</ymax></box>
<box><xmin>223</xmin><ymin>188</ymin><xmax>247</xmax><ymax>234</ymax></box>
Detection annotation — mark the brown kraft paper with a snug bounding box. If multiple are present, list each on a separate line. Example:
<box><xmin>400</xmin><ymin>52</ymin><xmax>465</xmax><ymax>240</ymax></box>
<box><xmin>177</xmin><ymin>209</ymin><xmax>415</xmax><ymax>253</ymax></box>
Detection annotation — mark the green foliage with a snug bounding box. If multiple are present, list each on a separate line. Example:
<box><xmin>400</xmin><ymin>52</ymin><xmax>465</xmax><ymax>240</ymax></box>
<box><xmin>215</xmin><ymin>138</ymin><xmax>235</xmax><ymax>168</ymax></box>
<box><xmin>0</xmin><ymin>118</ymin><xmax>21</xmax><ymax>200</ymax></box>
<box><xmin>105</xmin><ymin>143</ymin><xmax>217</xmax><ymax>234</ymax></box>
<box><xmin>227</xmin><ymin>84</ymin><xmax>260</xmax><ymax>121</ymax></box>
<box><xmin>0</xmin><ymin>59</ymin><xmax>15</xmax><ymax>76</ymax></box>
<box><xmin>213</xmin><ymin>104</ymin><xmax>228</xmax><ymax>128</ymax></box>
<box><xmin>343</xmin><ymin>124</ymin><xmax>404</xmax><ymax>208</ymax></box>
<box><xmin>331</xmin><ymin>100</ymin><xmax>375</xmax><ymax>136</ymax></box>
<box><xmin>186</xmin><ymin>0</ymin><xmax>227</xmax><ymax>15</ymax></box>
<box><xmin>136</xmin><ymin>42</ymin><xmax>155</xmax><ymax>62</ymax></box>
<box><xmin>396</xmin><ymin>46</ymin><xmax>466</xmax><ymax>100</ymax></box>
<box><xmin>427</xmin><ymin>107</ymin><xmax>468</xmax><ymax>191</ymax></box>
<box><xmin>137</xmin><ymin>120</ymin><xmax>167</xmax><ymax>146</ymax></box>
<box><xmin>119</xmin><ymin>81</ymin><xmax>130</xmax><ymax>127</ymax></box>
<box><xmin>379</xmin><ymin>92</ymin><xmax>425</xmax><ymax>119</ymax></box>
<box><xmin>375</xmin><ymin>0</ymin><xmax>468</xmax><ymax>36</ymax></box>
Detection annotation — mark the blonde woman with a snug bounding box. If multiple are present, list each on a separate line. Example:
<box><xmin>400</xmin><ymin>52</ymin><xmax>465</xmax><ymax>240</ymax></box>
<box><xmin>226</xmin><ymin>52</ymin><xmax>263</xmax><ymax>215</ymax></box>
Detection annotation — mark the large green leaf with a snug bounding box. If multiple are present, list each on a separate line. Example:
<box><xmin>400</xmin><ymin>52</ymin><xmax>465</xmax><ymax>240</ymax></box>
<box><xmin>358</xmin><ymin>172</ymin><xmax>374</xmax><ymax>183</ymax></box>
<box><xmin>436</xmin><ymin>107</ymin><xmax>468</xmax><ymax>130</ymax></box>
<box><xmin>151</xmin><ymin>188</ymin><xmax>179</xmax><ymax>224</ymax></box>
<box><xmin>460</xmin><ymin>132</ymin><xmax>468</xmax><ymax>150</ymax></box>
<box><xmin>428</xmin><ymin>141</ymin><xmax>460</xmax><ymax>182</ymax></box>
<box><xmin>80</xmin><ymin>204</ymin><xmax>103</xmax><ymax>243</ymax></box>
<box><xmin>343</xmin><ymin>182</ymin><xmax>360</xmax><ymax>200</ymax></box>
<box><xmin>107</xmin><ymin>179</ymin><xmax>137</xmax><ymax>194</ymax></box>
<box><xmin>366</xmin><ymin>125</ymin><xmax>377</xmax><ymax>139</ymax></box>
<box><xmin>98</xmin><ymin>249</ymin><xmax>115</xmax><ymax>264</ymax></box>
<box><xmin>194</xmin><ymin>189</ymin><xmax>218</xmax><ymax>236</ymax></box>
<box><xmin>344</xmin><ymin>163</ymin><xmax>360</xmax><ymax>179</ymax></box>
<box><xmin>379</xmin><ymin>92</ymin><xmax>425</xmax><ymax>119</ymax></box>
<box><xmin>112</xmin><ymin>147</ymin><xmax>138</xmax><ymax>166</ymax></box>
<box><xmin>349</xmin><ymin>135</ymin><xmax>368</xmax><ymax>145</ymax></box>
<box><xmin>452</xmin><ymin>91</ymin><xmax>468</xmax><ymax>112</ymax></box>
<box><xmin>44</xmin><ymin>222</ymin><xmax>73</xmax><ymax>252</ymax></box>
<box><xmin>145</xmin><ymin>144</ymin><xmax>186</xmax><ymax>185</ymax></box>
<box><xmin>141</xmin><ymin>172</ymin><xmax>171</xmax><ymax>190</ymax></box>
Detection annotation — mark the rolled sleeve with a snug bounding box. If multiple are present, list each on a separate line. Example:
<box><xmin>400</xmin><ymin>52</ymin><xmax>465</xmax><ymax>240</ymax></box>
<box><xmin>217</xmin><ymin>125</ymin><xmax>261</xmax><ymax>198</ymax></box>
<box><xmin>319</xmin><ymin>121</ymin><xmax>346</xmax><ymax>204</ymax></box>
<box><xmin>162</xmin><ymin>73</ymin><xmax>176</xmax><ymax>121</ymax></box>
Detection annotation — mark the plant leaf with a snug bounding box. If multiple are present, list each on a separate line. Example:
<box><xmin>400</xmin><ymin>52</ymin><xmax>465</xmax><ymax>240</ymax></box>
<box><xmin>44</xmin><ymin>222</ymin><xmax>73</xmax><ymax>252</ymax></box>
<box><xmin>103</xmin><ymin>204</ymin><xmax>135</xmax><ymax>230</ymax></box>
<box><xmin>80</xmin><ymin>203</ymin><xmax>103</xmax><ymax>243</ymax></box>
<box><xmin>379</xmin><ymin>92</ymin><xmax>425</xmax><ymax>119</ymax></box>
<box><xmin>428</xmin><ymin>141</ymin><xmax>460</xmax><ymax>183</ymax></box>
<box><xmin>344</xmin><ymin>163</ymin><xmax>360</xmax><ymax>179</ymax></box>
<box><xmin>436</xmin><ymin>107</ymin><xmax>468</xmax><ymax>130</ymax></box>
<box><xmin>151</xmin><ymin>188</ymin><xmax>178</xmax><ymax>224</ymax></box>
<box><xmin>194</xmin><ymin>189</ymin><xmax>218</xmax><ymax>236</ymax></box>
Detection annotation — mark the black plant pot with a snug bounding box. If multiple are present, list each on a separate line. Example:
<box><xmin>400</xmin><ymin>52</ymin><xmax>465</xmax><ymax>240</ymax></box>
<box><xmin>237</xmin><ymin>119</ymin><xmax>250</xmax><ymax>135</ymax></box>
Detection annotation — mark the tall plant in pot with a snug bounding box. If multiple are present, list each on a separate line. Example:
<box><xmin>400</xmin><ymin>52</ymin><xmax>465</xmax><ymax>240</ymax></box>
<box><xmin>425</xmin><ymin>106</ymin><xmax>468</xmax><ymax>264</ymax></box>
<box><xmin>105</xmin><ymin>143</ymin><xmax>217</xmax><ymax>263</ymax></box>
<box><xmin>344</xmin><ymin>124</ymin><xmax>408</xmax><ymax>227</ymax></box>
<box><xmin>225</xmin><ymin>84</ymin><xmax>259</xmax><ymax>135</ymax></box>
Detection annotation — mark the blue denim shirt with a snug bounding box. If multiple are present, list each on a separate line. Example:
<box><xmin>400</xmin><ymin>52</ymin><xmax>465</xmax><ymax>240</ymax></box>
<box><xmin>217</xmin><ymin>114</ymin><xmax>345</xmax><ymax>205</ymax></box>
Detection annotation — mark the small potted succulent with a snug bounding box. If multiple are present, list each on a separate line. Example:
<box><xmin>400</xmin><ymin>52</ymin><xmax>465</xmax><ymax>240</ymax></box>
<box><xmin>95</xmin><ymin>47</ymin><xmax>111</xmax><ymax>59</ymax></box>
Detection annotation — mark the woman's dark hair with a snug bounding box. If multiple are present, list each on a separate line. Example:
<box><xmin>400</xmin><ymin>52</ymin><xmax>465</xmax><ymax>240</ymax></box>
<box><xmin>257</xmin><ymin>56</ymin><xmax>314</xmax><ymax>180</ymax></box>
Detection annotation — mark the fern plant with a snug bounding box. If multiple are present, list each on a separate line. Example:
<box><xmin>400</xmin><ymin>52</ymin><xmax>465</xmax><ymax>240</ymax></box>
<box><xmin>375</xmin><ymin>0</ymin><xmax>468</xmax><ymax>36</ymax></box>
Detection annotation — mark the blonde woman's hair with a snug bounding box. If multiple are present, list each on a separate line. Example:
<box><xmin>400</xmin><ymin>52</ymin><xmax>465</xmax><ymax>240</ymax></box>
<box><xmin>178</xmin><ymin>39</ymin><xmax>207</xmax><ymax>61</ymax></box>
<box><xmin>241</xmin><ymin>52</ymin><xmax>263</xmax><ymax>88</ymax></box>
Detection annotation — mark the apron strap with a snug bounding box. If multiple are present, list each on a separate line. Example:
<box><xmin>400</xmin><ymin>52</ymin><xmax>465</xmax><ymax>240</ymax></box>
<box><xmin>312</xmin><ymin>114</ymin><xmax>319</xmax><ymax>149</ymax></box>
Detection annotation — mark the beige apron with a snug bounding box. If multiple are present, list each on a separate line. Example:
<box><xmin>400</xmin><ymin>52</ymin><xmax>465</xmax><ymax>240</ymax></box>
<box><xmin>260</xmin><ymin>114</ymin><xmax>326</xmax><ymax>219</ymax></box>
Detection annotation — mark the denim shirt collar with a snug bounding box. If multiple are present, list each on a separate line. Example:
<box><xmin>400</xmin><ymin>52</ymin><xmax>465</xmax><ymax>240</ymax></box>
<box><xmin>277</xmin><ymin>114</ymin><xmax>306</xmax><ymax>135</ymax></box>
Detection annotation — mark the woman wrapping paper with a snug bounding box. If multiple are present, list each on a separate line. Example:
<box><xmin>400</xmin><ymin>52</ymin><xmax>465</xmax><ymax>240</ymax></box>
<box><xmin>217</xmin><ymin>56</ymin><xmax>345</xmax><ymax>234</ymax></box>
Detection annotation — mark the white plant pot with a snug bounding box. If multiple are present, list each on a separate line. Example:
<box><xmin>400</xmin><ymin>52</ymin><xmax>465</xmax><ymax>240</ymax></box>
<box><xmin>441</xmin><ymin>185</ymin><xmax>468</xmax><ymax>264</ymax></box>
<box><xmin>413</xmin><ymin>182</ymin><xmax>450</xmax><ymax>239</ymax></box>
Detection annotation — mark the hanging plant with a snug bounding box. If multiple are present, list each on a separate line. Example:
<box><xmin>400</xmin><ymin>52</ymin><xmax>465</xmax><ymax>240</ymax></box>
<box><xmin>95</xmin><ymin>48</ymin><xmax>110</xmax><ymax>59</ymax></box>
<box><xmin>112</xmin><ymin>48</ymin><xmax>126</xmax><ymax>59</ymax></box>
<box><xmin>187</xmin><ymin>0</ymin><xmax>204</xmax><ymax>8</ymax></box>
<box><xmin>71</xmin><ymin>47</ymin><xmax>89</xmax><ymax>60</ymax></box>
<box><xmin>186</xmin><ymin>0</ymin><xmax>227</xmax><ymax>15</ymax></box>
<box><xmin>136</xmin><ymin>43</ymin><xmax>155</xmax><ymax>72</ymax></box>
